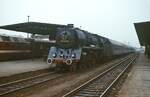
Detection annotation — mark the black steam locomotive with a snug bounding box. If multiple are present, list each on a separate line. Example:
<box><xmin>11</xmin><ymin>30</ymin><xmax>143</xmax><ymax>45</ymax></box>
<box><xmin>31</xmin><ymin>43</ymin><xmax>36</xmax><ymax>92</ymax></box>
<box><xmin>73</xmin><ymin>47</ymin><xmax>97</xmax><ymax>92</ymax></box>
<box><xmin>47</xmin><ymin>24</ymin><xmax>134</xmax><ymax>71</ymax></box>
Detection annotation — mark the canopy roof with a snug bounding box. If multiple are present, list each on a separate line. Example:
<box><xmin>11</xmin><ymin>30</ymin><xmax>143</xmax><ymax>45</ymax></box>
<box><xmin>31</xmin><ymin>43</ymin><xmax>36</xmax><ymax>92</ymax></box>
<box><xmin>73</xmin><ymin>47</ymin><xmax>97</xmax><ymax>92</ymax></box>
<box><xmin>0</xmin><ymin>22</ymin><xmax>67</xmax><ymax>35</ymax></box>
<box><xmin>134</xmin><ymin>21</ymin><xmax>150</xmax><ymax>46</ymax></box>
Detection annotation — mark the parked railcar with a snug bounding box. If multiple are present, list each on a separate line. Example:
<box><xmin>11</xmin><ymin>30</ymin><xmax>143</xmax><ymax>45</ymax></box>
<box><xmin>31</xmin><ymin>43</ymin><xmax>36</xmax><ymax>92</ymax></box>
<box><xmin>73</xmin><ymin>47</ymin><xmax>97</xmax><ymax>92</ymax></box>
<box><xmin>0</xmin><ymin>35</ymin><xmax>52</xmax><ymax>61</ymax></box>
<box><xmin>47</xmin><ymin>24</ymin><xmax>135</xmax><ymax>71</ymax></box>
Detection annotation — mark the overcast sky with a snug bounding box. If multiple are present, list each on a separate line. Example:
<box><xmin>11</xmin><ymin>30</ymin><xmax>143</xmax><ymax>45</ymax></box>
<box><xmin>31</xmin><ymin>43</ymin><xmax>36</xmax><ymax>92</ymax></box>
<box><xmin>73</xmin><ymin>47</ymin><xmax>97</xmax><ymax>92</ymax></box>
<box><xmin>0</xmin><ymin>0</ymin><xmax>150</xmax><ymax>47</ymax></box>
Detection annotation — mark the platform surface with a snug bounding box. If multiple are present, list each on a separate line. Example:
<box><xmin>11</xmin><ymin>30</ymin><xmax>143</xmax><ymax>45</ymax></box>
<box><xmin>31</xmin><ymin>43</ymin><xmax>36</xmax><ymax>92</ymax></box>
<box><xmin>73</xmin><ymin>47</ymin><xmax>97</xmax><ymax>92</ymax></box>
<box><xmin>118</xmin><ymin>52</ymin><xmax>150</xmax><ymax>97</ymax></box>
<box><xmin>0</xmin><ymin>59</ymin><xmax>49</xmax><ymax>77</ymax></box>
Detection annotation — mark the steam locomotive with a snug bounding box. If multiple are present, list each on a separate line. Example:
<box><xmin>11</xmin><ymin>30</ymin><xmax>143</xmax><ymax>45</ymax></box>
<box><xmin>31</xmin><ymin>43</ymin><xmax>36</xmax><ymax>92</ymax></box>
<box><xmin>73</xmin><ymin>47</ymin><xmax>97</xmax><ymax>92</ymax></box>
<box><xmin>47</xmin><ymin>24</ymin><xmax>134</xmax><ymax>71</ymax></box>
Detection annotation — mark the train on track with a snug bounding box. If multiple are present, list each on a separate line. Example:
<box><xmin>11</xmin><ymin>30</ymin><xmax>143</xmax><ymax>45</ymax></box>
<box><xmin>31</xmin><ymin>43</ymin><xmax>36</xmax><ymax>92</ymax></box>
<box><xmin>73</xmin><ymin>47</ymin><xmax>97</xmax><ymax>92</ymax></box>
<box><xmin>0</xmin><ymin>34</ymin><xmax>52</xmax><ymax>61</ymax></box>
<box><xmin>47</xmin><ymin>24</ymin><xmax>135</xmax><ymax>71</ymax></box>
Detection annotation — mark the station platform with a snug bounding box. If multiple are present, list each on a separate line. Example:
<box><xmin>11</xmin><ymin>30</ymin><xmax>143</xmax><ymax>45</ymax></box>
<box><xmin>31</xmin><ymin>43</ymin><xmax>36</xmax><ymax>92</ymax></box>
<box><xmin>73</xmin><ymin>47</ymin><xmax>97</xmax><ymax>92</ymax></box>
<box><xmin>118</xmin><ymin>52</ymin><xmax>150</xmax><ymax>97</ymax></box>
<box><xmin>0</xmin><ymin>59</ymin><xmax>50</xmax><ymax>77</ymax></box>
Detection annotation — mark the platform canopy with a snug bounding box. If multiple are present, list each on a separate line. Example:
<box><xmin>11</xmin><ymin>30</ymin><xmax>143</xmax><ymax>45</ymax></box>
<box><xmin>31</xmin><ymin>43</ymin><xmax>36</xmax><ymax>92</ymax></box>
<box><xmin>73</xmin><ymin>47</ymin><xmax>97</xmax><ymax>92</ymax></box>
<box><xmin>134</xmin><ymin>21</ymin><xmax>150</xmax><ymax>46</ymax></box>
<box><xmin>0</xmin><ymin>22</ymin><xmax>67</xmax><ymax>35</ymax></box>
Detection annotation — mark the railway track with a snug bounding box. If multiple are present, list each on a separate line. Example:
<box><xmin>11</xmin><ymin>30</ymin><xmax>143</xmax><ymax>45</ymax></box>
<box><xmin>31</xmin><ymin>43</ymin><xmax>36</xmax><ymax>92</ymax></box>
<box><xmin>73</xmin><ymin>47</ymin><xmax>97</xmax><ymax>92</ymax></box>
<box><xmin>62</xmin><ymin>54</ymin><xmax>137</xmax><ymax>97</ymax></box>
<box><xmin>0</xmin><ymin>71</ymin><xmax>62</xmax><ymax>96</ymax></box>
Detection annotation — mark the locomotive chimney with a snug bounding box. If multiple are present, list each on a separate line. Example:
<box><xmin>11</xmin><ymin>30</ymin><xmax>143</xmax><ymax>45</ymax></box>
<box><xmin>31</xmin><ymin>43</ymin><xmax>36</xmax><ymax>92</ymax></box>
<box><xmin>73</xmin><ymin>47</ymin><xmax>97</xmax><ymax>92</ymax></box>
<box><xmin>67</xmin><ymin>24</ymin><xmax>74</xmax><ymax>28</ymax></box>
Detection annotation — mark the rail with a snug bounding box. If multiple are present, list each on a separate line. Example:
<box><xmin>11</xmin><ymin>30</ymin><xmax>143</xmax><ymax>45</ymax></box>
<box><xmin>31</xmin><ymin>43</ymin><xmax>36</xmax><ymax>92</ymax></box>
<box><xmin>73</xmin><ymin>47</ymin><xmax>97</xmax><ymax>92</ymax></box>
<box><xmin>62</xmin><ymin>54</ymin><xmax>137</xmax><ymax>97</ymax></box>
<box><xmin>0</xmin><ymin>72</ymin><xmax>62</xmax><ymax>96</ymax></box>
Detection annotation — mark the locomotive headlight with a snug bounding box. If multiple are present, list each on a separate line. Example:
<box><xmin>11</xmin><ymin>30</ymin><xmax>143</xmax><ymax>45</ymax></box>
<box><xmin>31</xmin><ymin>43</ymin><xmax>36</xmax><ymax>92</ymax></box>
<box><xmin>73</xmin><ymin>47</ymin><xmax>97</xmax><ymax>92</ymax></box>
<box><xmin>71</xmin><ymin>54</ymin><xmax>76</xmax><ymax>58</ymax></box>
<box><xmin>52</xmin><ymin>53</ymin><xmax>57</xmax><ymax>58</ymax></box>
<box><xmin>47</xmin><ymin>58</ymin><xmax>53</xmax><ymax>64</ymax></box>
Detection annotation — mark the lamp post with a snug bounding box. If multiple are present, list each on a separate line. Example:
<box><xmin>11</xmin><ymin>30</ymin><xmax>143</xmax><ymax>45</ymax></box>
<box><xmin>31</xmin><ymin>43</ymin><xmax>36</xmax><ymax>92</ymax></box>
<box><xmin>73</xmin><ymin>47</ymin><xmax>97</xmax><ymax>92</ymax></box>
<box><xmin>27</xmin><ymin>16</ymin><xmax>30</xmax><ymax>38</ymax></box>
<box><xmin>27</xmin><ymin>16</ymin><xmax>30</xmax><ymax>22</ymax></box>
